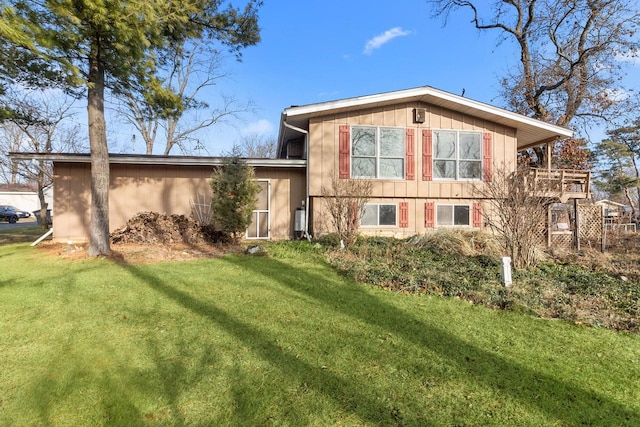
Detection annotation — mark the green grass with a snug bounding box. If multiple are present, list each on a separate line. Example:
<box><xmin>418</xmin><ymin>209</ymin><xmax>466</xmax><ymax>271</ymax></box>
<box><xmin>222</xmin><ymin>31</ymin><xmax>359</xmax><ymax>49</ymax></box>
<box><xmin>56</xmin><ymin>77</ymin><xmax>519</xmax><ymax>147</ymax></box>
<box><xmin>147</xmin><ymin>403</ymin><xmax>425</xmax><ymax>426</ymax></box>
<box><xmin>0</xmin><ymin>224</ymin><xmax>49</xmax><ymax>244</ymax></box>
<box><xmin>1</xmin><ymin>241</ymin><xmax>639</xmax><ymax>426</ymax></box>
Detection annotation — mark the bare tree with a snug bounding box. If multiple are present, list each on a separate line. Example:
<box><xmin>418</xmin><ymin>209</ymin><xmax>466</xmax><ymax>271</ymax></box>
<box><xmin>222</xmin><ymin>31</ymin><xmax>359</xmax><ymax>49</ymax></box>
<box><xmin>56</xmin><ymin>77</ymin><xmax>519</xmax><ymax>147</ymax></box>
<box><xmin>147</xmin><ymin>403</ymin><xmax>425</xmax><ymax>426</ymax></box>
<box><xmin>475</xmin><ymin>164</ymin><xmax>557</xmax><ymax>269</ymax></box>
<box><xmin>595</xmin><ymin>121</ymin><xmax>640</xmax><ymax>223</ymax></box>
<box><xmin>236</xmin><ymin>133</ymin><xmax>277</xmax><ymax>158</ymax></box>
<box><xmin>431</xmin><ymin>0</ymin><xmax>640</xmax><ymax>164</ymax></box>
<box><xmin>0</xmin><ymin>123</ymin><xmax>24</xmax><ymax>184</ymax></box>
<box><xmin>116</xmin><ymin>43</ymin><xmax>253</xmax><ymax>155</ymax></box>
<box><xmin>0</xmin><ymin>91</ymin><xmax>82</xmax><ymax>227</ymax></box>
<box><xmin>321</xmin><ymin>175</ymin><xmax>373</xmax><ymax>248</ymax></box>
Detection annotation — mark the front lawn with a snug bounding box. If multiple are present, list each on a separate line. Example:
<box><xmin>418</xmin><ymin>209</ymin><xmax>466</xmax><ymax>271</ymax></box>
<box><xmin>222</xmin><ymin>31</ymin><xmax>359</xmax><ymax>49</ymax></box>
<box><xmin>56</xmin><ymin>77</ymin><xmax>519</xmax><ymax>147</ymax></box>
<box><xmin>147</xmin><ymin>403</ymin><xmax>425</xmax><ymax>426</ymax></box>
<box><xmin>0</xmin><ymin>224</ymin><xmax>48</xmax><ymax>245</ymax></box>
<box><xmin>1</xmin><ymin>242</ymin><xmax>639</xmax><ymax>425</ymax></box>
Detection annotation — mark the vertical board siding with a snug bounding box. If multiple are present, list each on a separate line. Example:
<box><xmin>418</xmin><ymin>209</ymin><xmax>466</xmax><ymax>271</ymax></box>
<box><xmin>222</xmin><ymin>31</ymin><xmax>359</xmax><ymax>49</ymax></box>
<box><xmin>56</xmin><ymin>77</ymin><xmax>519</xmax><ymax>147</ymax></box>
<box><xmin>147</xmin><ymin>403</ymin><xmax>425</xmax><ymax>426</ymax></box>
<box><xmin>339</xmin><ymin>125</ymin><xmax>350</xmax><ymax>179</ymax></box>
<box><xmin>422</xmin><ymin>129</ymin><xmax>433</xmax><ymax>181</ymax></box>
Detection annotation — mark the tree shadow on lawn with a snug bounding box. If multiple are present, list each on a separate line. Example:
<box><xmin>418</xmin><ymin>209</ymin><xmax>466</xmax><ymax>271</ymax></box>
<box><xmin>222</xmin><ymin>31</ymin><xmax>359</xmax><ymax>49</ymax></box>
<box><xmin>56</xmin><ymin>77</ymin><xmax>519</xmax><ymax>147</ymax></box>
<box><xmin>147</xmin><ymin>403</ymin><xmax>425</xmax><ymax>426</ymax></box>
<box><xmin>119</xmin><ymin>255</ymin><xmax>638</xmax><ymax>425</ymax></box>
<box><xmin>221</xmin><ymin>255</ymin><xmax>640</xmax><ymax>425</ymax></box>
<box><xmin>119</xmin><ymin>262</ymin><xmax>400</xmax><ymax>425</ymax></box>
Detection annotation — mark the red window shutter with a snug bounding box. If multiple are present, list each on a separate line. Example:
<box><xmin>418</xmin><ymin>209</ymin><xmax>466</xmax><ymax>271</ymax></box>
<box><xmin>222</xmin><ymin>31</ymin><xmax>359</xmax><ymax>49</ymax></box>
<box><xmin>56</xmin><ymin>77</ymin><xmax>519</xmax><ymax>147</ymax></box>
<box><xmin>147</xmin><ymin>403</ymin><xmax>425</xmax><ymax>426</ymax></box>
<box><xmin>339</xmin><ymin>125</ymin><xmax>350</xmax><ymax>179</ymax></box>
<box><xmin>483</xmin><ymin>132</ymin><xmax>492</xmax><ymax>182</ymax></box>
<box><xmin>424</xmin><ymin>202</ymin><xmax>435</xmax><ymax>228</ymax></box>
<box><xmin>422</xmin><ymin>129</ymin><xmax>433</xmax><ymax>181</ymax></box>
<box><xmin>399</xmin><ymin>202</ymin><xmax>409</xmax><ymax>228</ymax></box>
<box><xmin>405</xmin><ymin>129</ymin><xmax>415</xmax><ymax>180</ymax></box>
<box><xmin>473</xmin><ymin>203</ymin><xmax>482</xmax><ymax>227</ymax></box>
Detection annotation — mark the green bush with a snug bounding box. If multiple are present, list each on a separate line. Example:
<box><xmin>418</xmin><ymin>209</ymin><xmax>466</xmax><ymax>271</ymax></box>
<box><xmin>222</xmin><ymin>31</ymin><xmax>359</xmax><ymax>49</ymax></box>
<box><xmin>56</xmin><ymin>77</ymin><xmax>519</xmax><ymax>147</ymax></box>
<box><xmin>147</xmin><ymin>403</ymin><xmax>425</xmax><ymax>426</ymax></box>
<box><xmin>210</xmin><ymin>152</ymin><xmax>259</xmax><ymax>242</ymax></box>
<box><xmin>323</xmin><ymin>234</ymin><xmax>640</xmax><ymax>333</ymax></box>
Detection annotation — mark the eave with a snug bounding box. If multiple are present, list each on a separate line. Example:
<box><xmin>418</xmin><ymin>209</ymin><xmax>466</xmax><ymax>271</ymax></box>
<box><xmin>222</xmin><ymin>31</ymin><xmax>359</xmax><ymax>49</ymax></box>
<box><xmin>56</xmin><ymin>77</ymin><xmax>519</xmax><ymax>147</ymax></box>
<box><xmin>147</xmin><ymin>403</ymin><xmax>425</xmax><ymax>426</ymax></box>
<box><xmin>278</xmin><ymin>86</ymin><xmax>573</xmax><ymax>155</ymax></box>
<box><xmin>9</xmin><ymin>153</ymin><xmax>307</xmax><ymax>168</ymax></box>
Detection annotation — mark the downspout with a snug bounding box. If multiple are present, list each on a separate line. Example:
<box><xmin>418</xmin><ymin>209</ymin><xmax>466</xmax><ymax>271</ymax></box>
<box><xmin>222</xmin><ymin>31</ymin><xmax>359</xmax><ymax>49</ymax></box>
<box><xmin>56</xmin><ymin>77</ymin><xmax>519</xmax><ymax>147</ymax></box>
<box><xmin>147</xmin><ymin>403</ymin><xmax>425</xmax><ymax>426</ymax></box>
<box><xmin>282</xmin><ymin>120</ymin><xmax>310</xmax><ymax>239</ymax></box>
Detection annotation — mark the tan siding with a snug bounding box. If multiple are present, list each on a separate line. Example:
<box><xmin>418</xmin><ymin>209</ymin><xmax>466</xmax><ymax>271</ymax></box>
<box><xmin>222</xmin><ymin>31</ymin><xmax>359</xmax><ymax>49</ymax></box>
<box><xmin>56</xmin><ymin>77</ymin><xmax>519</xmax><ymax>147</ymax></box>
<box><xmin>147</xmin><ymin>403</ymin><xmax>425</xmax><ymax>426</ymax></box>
<box><xmin>255</xmin><ymin>168</ymin><xmax>306</xmax><ymax>239</ymax></box>
<box><xmin>311</xmin><ymin>196</ymin><xmax>488</xmax><ymax>239</ymax></box>
<box><xmin>308</xmin><ymin>101</ymin><xmax>517</xmax><ymax>202</ymax></box>
<box><xmin>52</xmin><ymin>163</ymin><xmax>305</xmax><ymax>243</ymax></box>
<box><xmin>305</xmin><ymin>100</ymin><xmax>518</xmax><ymax>238</ymax></box>
<box><xmin>394</xmin><ymin>181</ymin><xmax>409</xmax><ymax>198</ymax></box>
<box><xmin>53</xmin><ymin>163</ymin><xmax>91</xmax><ymax>241</ymax></box>
<box><xmin>382</xmin><ymin>108</ymin><xmax>395</xmax><ymax>126</ymax></box>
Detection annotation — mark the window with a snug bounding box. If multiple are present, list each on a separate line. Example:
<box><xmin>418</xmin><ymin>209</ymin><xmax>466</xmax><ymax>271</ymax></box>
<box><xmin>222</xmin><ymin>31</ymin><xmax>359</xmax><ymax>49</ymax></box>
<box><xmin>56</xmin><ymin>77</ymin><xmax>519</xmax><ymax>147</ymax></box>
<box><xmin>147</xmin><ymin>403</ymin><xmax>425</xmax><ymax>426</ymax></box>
<box><xmin>351</xmin><ymin>126</ymin><xmax>405</xmax><ymax>179</ymax></box>
<box><xmin>433</xmin><ymin>130</ymin><xmax>482</xmax><ymax>180</ymax></box>
<box><xmin>436</xmin><ymin>205</ymin><xmax>470</xmax><ymax>226</ymax></box>
<box><xmin>361</xmin><ymin>204</ymin><xmax>397</xmax><ymax>226</ymax></box>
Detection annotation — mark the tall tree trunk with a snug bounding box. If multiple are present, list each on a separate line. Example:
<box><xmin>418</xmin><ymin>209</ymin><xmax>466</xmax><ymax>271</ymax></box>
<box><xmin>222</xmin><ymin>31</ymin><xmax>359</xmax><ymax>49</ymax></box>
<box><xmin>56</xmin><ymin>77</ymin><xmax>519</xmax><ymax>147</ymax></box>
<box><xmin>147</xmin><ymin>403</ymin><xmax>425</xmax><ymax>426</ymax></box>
<box><xmin>36</xmin><ymin>170</ymin><xmax>49</xmax><ymax>230</ymax></box>
<box><xmin>87</xmin><ymin>41</ymin><xmax>111</xmax><ymax>256</ymax></box>
<box><xmin>622</xmin><ymin>187</ymin><xmax>637</xmax><ymax>224</ymax></box>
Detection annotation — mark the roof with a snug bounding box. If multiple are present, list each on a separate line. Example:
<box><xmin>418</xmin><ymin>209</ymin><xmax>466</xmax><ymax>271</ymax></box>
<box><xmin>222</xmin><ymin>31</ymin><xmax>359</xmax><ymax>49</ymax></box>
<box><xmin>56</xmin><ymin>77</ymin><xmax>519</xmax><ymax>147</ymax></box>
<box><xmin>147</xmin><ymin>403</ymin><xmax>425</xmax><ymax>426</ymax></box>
<box><xmin>8</xmin><ymin>153</ymin><xmax>307</xmax><ymax>168</ymax></box>
<box><xmin>595</xmin><ymin>199</ymin><xmax>626</xmax><ymax>207</ymax></box>
<box><xmin>277</xmin><ymin>86</ymin><xmax>573</xmax><ymax>155</ymax></box>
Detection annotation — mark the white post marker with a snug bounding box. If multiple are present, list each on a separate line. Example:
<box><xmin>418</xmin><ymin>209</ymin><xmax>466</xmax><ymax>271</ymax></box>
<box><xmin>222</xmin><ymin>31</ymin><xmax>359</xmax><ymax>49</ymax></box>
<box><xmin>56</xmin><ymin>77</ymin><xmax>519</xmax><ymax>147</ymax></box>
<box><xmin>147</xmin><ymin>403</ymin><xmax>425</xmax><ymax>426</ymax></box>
<box><xmin>501</xmin><ymin>256</ymin><xmax>513</xmax><ymax>287</ymax></box>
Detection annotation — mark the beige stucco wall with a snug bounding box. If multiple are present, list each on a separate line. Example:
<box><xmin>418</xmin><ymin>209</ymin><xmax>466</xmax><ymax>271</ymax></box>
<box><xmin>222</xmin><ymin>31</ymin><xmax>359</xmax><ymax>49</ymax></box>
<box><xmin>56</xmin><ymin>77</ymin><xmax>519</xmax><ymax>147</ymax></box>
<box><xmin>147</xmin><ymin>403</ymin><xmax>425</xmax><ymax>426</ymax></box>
<box><xmin>52</xmin><ymin>162</ymin><xmax>306</xmax><ymax>243</ymax></box>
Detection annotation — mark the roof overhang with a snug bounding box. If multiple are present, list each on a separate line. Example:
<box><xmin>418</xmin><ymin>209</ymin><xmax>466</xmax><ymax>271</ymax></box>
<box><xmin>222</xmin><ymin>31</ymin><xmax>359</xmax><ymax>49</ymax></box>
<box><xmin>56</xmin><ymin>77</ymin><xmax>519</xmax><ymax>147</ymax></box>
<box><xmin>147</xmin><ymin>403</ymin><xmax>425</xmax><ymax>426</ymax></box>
<box><xmin>9</xmin><ymin>153</ymin><xmax>307</xmax><ymax>168</ymax></box>
<box><xmin>277</xmin><ymin>86</ymin><xmax>573</xmax><ymax>154</ymax></box>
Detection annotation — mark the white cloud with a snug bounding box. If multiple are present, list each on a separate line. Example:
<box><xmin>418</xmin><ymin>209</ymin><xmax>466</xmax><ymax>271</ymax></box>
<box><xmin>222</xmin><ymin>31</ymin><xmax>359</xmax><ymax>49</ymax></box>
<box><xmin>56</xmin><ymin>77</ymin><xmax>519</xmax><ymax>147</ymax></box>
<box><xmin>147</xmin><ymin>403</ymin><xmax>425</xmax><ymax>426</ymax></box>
<box><xmin>601</xmin><ymin>87</ymin><xmax>630</xmax><ymax>102</ymax></box>
<box><xmin>363</xmin><ymin>27</ymin><xmax>412</xmax><ymax>55</ymax></box>
<box><xmin>614</xmin><ymin>48</ymin><xmax>640</xmax><ymax>65</ymax></box>
<box><xmin>241</xmin><ymin>119</ymin><xmax>274</xmax><ymax>136</ymax></box>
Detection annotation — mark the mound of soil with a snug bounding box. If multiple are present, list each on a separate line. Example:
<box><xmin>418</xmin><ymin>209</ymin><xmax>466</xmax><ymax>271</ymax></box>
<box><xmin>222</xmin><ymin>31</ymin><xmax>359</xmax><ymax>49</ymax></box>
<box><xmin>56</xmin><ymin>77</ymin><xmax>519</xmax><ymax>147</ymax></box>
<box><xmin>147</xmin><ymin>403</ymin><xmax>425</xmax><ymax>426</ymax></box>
<box><xmin>39</xmin><ymin>212</ymin><xmax>235</xmax><ymax>264</ymax></box>
<box><xmin>110</xmin><ymin>212</ymin><xmax>227</xmax><ymax>245</ymax></box>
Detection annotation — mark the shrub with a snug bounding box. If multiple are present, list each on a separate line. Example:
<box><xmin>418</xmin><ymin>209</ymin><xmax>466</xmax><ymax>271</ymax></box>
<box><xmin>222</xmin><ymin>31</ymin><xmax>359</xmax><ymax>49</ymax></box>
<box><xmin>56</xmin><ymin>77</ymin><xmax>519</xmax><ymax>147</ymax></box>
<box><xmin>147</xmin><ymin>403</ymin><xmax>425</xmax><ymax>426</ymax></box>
<box><xmin>210</xmin><ymin>152</ymin><xmax>259</xmax><ymax>242</ymax></box>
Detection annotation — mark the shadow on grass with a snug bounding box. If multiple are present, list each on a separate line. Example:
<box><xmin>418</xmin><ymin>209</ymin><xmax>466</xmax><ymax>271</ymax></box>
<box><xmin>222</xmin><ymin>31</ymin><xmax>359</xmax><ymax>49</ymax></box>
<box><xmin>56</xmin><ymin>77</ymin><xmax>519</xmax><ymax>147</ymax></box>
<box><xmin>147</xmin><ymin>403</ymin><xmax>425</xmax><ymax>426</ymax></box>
<box><xmin>221</xmin><ymin>255</ymin><xmax>640</xmax><ymax>425</ymax></box>
<box><xmin>25</xmin><ymin>312</ymin><xmax>145</xmax><ymax>425</ymax></box>
<box><xmin>119</xmin><ymin>260</ymin><xmax>400</xmax><ymax>425</ymax></box>
<box><xmin>113</xmin><ymin>253</ymin><xmax>638</xmax><ymax>425</ymax></box>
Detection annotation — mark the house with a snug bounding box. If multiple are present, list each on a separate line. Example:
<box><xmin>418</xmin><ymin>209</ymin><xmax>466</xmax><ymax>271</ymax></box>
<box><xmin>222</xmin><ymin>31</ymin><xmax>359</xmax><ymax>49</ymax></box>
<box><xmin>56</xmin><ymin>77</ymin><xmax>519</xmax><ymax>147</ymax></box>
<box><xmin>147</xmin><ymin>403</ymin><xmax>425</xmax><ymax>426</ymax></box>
<box><xmin>11</xmin><ymin>86</ymin><xmax>590</xmax><ymax>243</ymax></box>
<box><xmin>595</xmin><ymin>199</ymin><xmax>636</xmax><ymax>232</ymax></box>
<box><xmin>595</xmin><ymin>199</ymin><xmax>627</xmax><ymax>221</ymax></box>
<box><xmin>278</xmin><ymin>86</ymin><xmax>587</xmax><ymax>237</ymax></box>
<box><xmin>0</xmin><ymin>184</ymin><xmax>53</xmax><ymax>214</ymax></box>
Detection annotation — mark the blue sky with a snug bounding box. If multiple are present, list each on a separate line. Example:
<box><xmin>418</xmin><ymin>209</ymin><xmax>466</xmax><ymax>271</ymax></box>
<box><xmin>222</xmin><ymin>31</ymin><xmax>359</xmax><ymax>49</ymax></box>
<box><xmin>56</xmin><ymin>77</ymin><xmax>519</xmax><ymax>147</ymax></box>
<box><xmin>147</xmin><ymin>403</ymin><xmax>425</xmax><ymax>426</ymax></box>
<box><xmin>104</xmin><ymin>0</ymin><xmax>639</xmax><ymax>155</ymax></box>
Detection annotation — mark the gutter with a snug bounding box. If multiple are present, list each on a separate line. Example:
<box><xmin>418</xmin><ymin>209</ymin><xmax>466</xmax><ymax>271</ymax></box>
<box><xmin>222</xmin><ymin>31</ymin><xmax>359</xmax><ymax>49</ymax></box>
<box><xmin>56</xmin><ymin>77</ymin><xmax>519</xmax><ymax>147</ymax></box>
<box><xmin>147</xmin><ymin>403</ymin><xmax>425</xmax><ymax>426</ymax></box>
<box><xmin>282</xmin><ymin>120</ymin><xmax>311</xmax><ymax>239</ymax></box>
<box><xmin>9</xmin><ymin>152</ymin><xmax>306</xmax><ymax>168</ymax></box>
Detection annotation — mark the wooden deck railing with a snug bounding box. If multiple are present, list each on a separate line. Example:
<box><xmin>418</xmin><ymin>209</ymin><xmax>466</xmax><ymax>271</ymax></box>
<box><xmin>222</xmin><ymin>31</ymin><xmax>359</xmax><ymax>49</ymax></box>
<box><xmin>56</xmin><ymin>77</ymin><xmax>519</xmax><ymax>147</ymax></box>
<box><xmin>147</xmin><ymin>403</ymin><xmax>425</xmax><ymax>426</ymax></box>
<box><xmin>530</xmin><ymin>168</ymin><xmax>591</xmax><ymax>202</ymax></box>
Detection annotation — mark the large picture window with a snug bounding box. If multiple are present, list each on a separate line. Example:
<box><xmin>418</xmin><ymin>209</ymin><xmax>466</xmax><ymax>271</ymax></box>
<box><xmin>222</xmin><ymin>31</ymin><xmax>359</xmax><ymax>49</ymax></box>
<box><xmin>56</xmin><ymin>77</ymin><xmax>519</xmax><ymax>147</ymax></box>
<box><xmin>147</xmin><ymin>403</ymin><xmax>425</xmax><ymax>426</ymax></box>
<box><xmin>433</xmin><ymin>130</ymin><xmax>482</xmax><ymax>180</ymax></box>
<box><xmin>361</xmin><ymin>204</ymin><xmax>397</xmax><ymax>226</ymax></box>
<box><xmin>436</xmin><ymin>205</ymin><xmax>471</xmax><ymax>226</ymax></box>
<box><xmin>351</xmin><ymin>126</ymin><xmax>405</xmax><ymax>179</ymax></box>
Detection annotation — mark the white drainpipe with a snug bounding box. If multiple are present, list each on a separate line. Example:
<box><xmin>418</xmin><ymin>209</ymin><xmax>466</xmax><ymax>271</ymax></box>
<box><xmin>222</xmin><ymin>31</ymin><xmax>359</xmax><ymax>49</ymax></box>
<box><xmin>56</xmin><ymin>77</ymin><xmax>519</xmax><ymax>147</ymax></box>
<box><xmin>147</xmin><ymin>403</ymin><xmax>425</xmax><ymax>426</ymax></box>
<box><xmin>282</xmin><ymin>121</ymin><xmax>310</xmax><ymax>239</ymax></box>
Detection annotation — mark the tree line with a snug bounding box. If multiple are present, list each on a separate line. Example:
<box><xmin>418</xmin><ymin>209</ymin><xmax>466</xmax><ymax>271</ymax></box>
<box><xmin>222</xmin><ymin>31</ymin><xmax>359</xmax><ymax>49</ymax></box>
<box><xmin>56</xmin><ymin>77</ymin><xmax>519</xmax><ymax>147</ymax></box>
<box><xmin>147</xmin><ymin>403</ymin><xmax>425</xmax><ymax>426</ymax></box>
<box><xmin>2</xmin><ymin>0</ymin><xmax>640</xmax><ymax>255</ymax></box>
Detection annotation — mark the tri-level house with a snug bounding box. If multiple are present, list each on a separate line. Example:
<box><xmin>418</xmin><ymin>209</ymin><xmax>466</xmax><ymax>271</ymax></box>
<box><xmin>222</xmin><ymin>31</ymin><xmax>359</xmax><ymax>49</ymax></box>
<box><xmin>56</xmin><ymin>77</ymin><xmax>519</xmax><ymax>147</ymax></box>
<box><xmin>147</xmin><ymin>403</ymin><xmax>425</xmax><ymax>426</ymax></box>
<box><xmin>12</xmin><ymin>86</ymin><xmax>590</xmax><ymax>243</ymax></box>
<box><xmin>278</xmin><ymin>86</ymin><xmax>590</xmax><ymax>238</ymax></box>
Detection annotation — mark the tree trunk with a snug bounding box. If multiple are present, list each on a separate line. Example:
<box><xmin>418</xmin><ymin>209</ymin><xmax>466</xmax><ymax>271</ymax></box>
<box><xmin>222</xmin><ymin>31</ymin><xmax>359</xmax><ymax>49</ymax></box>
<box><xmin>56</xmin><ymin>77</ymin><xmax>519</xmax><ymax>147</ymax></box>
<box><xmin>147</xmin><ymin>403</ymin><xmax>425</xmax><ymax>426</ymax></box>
<box><xmin>87</xmin><ymin>41</ymin><xmax>111</xmax><ymax>256</ymax></box>
<box><xmin>36</xmin><ymin>164</ymin><xmax>49</xmax><ymax>230</ymax></box>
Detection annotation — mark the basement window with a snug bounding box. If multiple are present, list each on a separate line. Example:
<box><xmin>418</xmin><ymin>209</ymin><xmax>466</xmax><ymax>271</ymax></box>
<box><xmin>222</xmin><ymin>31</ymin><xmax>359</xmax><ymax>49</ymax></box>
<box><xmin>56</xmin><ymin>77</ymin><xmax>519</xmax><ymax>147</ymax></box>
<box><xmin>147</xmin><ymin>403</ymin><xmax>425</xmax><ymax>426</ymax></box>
<box><xmin>361</xmin><ymin>204</ymin><xmax>397</xmax><ymax>226</ymax></box>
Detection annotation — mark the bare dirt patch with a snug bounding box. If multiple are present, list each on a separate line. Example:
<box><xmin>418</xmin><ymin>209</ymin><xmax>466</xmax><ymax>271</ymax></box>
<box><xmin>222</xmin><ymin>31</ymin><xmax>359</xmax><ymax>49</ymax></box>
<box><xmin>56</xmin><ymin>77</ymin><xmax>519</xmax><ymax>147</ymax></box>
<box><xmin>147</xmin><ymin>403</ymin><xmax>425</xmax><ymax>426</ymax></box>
<box><xmin>38</xmin><ymin>212</ymin><xmax>239</xmax><ymax>264</ymax></box>
<box><xmin>38</xmin><ymin>241</ymin><xmax>235</xmax><ymax>264</ymax></box>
